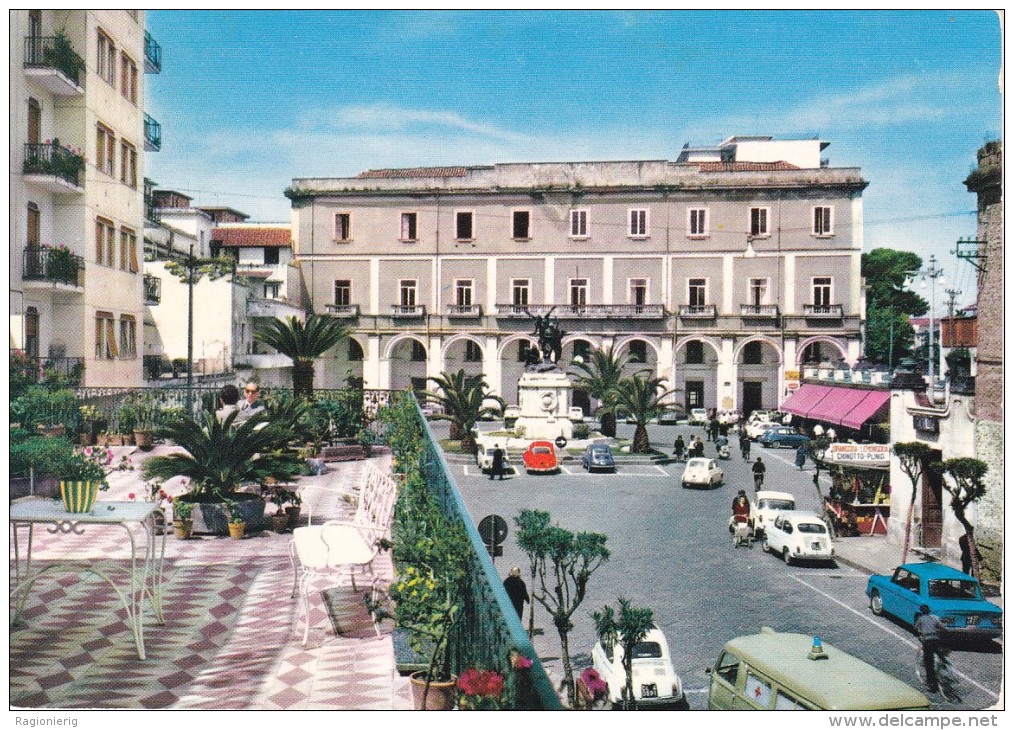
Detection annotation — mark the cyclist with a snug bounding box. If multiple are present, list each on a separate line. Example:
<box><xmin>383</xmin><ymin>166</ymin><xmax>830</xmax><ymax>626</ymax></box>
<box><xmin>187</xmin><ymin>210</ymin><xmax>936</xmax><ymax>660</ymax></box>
<box><xmin>752</xmin><ymin>457</ymin><xmax>766</xmax><ymax>491</ymax></box>
<box><xmin>914</xmin><ymin>604</ymin><xmax>946</xmax><ymax>693</ymax></box>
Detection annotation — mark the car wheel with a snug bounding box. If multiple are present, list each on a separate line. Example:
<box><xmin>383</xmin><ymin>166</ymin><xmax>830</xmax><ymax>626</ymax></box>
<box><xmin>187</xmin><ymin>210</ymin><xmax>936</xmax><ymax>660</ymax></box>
<box><xmin>783</xmin><ymin>548</ymin><xmax>793</xmax><ymax>565</ymax></box>
<box><xmin>869</xmin><ymin>589</ymin><xmax>884</xmax><ymax>616</ymax></box>
<box><xmin>762</xmin><ymin>539</ymin><xmax>771</xmax><ymax>553</ymax></box>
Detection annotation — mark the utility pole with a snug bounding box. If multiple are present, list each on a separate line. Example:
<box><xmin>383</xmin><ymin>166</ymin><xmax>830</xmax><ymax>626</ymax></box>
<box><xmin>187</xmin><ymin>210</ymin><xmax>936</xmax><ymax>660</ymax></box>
<box><xmin>186</xmin><ymin>240</ymin><xmax>195</xmax><ymax>413</ymax></box>
<box><xmin>905</xmin><ymin>255</ymin><xmax>945</xmax><ymax>387</ymax></box>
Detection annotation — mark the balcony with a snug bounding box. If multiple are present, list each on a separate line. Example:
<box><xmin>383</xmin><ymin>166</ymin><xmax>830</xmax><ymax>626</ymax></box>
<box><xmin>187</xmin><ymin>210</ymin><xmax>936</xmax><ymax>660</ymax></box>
<box><xmin>678</xmin><ymin>304</ymin><xmax>718</xmax><ymax>319</ymax></box>
<box><xmin>23</xmin><ymin>246</ymin><xmax>85</xmax><ymax>291</ymax></box>
<box><xmin>144</xmin><ymin>178</ymin><xmax>161</xmax><ymax>224</ymax></box>
<box><xmin>740</xmin><ymin>303</ymin><xmax>780</xmax><ymax>320</ymax></box>
<box><xmin>144</xmin><ymin>30</ymin><xmax>162</xmax><ymax>73</ymax></box>
<box><xmin>247</xmin><ymin>297</ymin><xmax>304</xmax><ymax>319</ymax></box>
<box><xmin>10</xmin><ymin>350</ymin><xmax>85</xmax><ymax>385</ymax></box>
<box><xmin>144</xmin><ymin>114</ymin><xmax>162</xmax><ymax>152</ymax></box>
<box><xmin>446</xmin><ymin>304</ymin><xmax>482</xmax><ymax>318</ymax></box>
<box><xmin>391</xmin><ymin>304</ymin><xmax>426</xmax><ymax>318</ymax></box>
<box><xmin>494</xmin><ymin>303</ymin><xmax>665</xmax><ymax>319</ymax></box>
<box><xmin>23</xmin><ymin>142</ymin><xmax>84</xmax><ymax>192</ymax></box>
<box><xmin>23</xmin><ymin>35</ymin><xmax>85</xmax><ymax>94</ymax></box>
<box><xmin>803</xmin><ymin>304</ymin><xmax>844</xmax><ymax>319</ymax></box>
<box><xmin>143</xmin><ymin>274</ymin><xmax>161</xmax><ymax>305</ymax></box>
<box><xmin>324</xmin><ymin>304</ymin><xmax>360</xmax><ymax>318</ymax></box>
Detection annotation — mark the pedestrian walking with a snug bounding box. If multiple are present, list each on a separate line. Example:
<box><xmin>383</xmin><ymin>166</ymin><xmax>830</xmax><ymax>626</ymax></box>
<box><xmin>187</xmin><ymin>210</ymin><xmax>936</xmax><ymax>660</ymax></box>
<box><xmin>503</xmin><ymin>566</ymin><xmax>529</xmax><ymax>620</ymax></box>
<box><xmin>490</xmin><ymin>443</ymin><xmax>506</xmax><ymax>480</ymax></box>
<box><xmin>795</xmin><ymin>444</ymin><xmax>807</xmax><ymax>470</ymax></box>
<box><xmin>752</xmin><ymin>457</ymin><xmax>766</xmax><ymax>491</ymax></box>
<box><xmin>673</xmin><ymin>435</ymin><xmax>685</xmax><ymax>462</ymax></box>
<box><xmin>708</xmin><ymin>418</ymin><xmax>719</xmax><ymax>442</ymax></box>
<box><xmin>740</xmin><ymin>432</ymin><xmax>751</xmax><ymax>461</ymax></box>
<box><xmin>694</xmin><ymin>437</ymin><xmax>705</xmax><ymax>458</ymax></box>
<box><xmin>915</xmin><ymin>604</ymin><xmax>946</xmax><ymax>693</ymax></box>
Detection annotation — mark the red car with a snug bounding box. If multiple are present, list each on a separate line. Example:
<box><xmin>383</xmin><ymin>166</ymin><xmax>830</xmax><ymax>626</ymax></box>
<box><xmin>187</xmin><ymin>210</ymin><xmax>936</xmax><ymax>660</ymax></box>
<box><xmin>522</xmin><ymin>440</ymin><xmax>559</xmax><ymax>474</ymax></box>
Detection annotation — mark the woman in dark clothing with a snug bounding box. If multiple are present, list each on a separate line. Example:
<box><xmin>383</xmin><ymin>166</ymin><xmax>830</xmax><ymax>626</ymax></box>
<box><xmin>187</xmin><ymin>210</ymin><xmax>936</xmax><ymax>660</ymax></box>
<box><xmin>673</xmin><ymin>435</ymin><xmax>686</xmax><ymax>462</ymax></box>
<box><xmin>503</xmin><ymin>566</ymin><xmax>529</xmax><ymax>619</ymax></box>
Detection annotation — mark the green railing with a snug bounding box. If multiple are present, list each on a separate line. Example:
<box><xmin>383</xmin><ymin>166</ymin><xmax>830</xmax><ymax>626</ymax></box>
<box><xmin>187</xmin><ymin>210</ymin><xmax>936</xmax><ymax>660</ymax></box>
<box><xmin>24</xmin><ymin>142</ymin><xmax>84</xmax><ymax>188</ymax></box>
<box><xmin>24</xmin><ymin>34</ymin><xmax>85</xmax><ymax>86</ymax></box>
<box><xmin>408</xmin><ymin>398</ymin><xmax>563</xmax><ymax>709</ymax></box>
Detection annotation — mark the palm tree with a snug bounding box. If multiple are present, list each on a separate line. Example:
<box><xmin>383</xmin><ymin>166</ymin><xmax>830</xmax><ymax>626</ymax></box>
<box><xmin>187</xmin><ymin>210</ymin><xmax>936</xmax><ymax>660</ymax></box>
<box><xmin>254</xmin><ymin>314</ymin><xmax>350</xmax><ymax>398</ymax></box>
<box><xmin>570</xmin><ymin>345</ymin><xmax>641</xmax><ymax>437</ymax></box>
<box><xmin>611</xmin><ymin>375</ymin><xmax>677</xmax><ymax>453</ymax></box>
<box><xmin>426</xmin><ymin>369</ymin><xmax>503</xmax><ymax>455</ymax></box>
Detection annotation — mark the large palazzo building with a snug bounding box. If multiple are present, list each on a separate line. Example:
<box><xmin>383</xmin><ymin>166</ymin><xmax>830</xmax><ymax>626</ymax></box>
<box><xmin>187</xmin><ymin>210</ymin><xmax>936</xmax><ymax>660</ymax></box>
<box><xmin>287</xmin><ymin>136</ymin><xmax>866</xmax><ymax>414</ymax></box>
<box><xmin>10</xmin><ymin>10</ymin><xmax>161</xmax><ymax>387</ymax></box>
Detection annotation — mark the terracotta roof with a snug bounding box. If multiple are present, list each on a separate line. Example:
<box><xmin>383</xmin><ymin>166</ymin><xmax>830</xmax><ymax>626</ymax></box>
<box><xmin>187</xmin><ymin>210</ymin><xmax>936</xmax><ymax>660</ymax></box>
<box><xmin>694</xmin><ymin>161</ymin><xmax>801</xmax><ymax>172</ymax></box>
<box><xmin>212</xmin><ymin>227</ymin><xmax>291</xmax><ymax>248</ymax></box>
<box><xmin>358</xmin><ymin>166</ymin><xmax>469</xmax><ymax>179</ymax></box>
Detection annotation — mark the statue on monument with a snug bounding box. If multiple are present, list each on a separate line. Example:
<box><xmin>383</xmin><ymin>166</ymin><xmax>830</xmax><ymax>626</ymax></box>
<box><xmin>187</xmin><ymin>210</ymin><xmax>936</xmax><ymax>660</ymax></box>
<box><xmin>525</xmin><ymin>306</ymin><xmax>565</xmax><ymax>368</ymax></box>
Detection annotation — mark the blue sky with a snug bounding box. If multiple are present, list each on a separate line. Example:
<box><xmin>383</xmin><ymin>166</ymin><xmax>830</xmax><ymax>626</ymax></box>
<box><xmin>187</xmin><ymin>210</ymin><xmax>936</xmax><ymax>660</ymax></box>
<box><xmin>145</xmin><ymin>10</ymin><xmax>1001</xmax><ymax>307</ymax></box>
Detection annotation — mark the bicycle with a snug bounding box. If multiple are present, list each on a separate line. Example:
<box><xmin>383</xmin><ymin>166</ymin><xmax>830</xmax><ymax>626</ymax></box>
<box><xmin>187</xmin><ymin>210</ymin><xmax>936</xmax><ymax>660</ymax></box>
<box><xmin>916</xmin><ymin>645</ymin><xmax>960</xmax><ymax>703</ymax></box>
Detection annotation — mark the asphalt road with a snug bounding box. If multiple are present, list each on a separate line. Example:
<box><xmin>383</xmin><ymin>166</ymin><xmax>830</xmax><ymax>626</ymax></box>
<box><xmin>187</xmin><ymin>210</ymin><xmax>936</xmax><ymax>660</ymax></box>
<box><xmin>440</xmin><ymin>420</ymin><xmax>1003</xmax><ymax>711</ymax></box>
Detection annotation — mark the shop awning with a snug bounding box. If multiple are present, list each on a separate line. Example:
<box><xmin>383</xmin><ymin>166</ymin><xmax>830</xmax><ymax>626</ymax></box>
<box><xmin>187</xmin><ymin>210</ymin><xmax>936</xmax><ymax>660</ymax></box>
<box><xmin>780</xmin><ymin>384</ymin><xmax>833</xmax><ymax>417</ymax></box>
<box><xmin>810</xmin><ymin>387</ymin><xmax>871</xmax><ymax>426</ymax></box>
<box><xmin>840</xmin><ymin>390</ymin><xmax>891</xmax><ymax>430</ymax></box>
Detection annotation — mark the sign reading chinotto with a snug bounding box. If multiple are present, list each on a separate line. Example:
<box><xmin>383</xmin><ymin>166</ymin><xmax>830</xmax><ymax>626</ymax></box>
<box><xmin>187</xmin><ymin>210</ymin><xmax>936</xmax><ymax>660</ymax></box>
<box><xmin>826</xmin><ymin>443</ymin><xmax>890</xmax><ymax>467</ymax></box>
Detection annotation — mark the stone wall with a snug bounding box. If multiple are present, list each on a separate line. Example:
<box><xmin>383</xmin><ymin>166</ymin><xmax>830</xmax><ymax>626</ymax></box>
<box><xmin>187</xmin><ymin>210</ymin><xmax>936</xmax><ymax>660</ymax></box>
<box><xmin>975</xmin><ymin>419</ymin><xmax>1003</xmax><ymax>583</ymax></box>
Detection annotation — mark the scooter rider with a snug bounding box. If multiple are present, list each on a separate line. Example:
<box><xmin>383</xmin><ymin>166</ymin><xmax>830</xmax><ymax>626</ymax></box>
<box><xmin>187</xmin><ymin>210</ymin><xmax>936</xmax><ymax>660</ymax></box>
<box><xmin>716</xmin><ymin>434</ymin><xmax>730</xmax><ymax>459</ymax></box>
<box><xmin>752</xmin><ymin>457</ymin><xmax>766</xmax><ymax>491</ymax></box>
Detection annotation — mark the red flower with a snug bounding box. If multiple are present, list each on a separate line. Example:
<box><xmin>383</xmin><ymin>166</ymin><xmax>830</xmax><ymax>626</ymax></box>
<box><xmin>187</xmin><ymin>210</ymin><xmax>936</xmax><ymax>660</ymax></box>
<box><xmin>581</xmin><ymin>667</ymin><xmax>608</xmax><ymax>699</ymax></box>
<box><xmin>457</xmin><ymin>668</ymin><xmax>505</xmax><ymax>698</ymax></box>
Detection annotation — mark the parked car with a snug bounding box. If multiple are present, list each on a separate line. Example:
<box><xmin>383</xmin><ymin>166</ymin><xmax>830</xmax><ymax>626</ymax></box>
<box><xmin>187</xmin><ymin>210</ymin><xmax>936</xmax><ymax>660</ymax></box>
<box><xmin>591</xmin><ymin>625</ymin><xmax>687</xmax><ymax>709</ymax></box>
<box><xmin>657</xmin><ymin>406</ymin><xmax>687</xmax><ymax>425</ymax></box>
<box><xmin>745</xmin><ymin>420</ymin><xmax>781</xmax><ymax>441</ymax></box>
<box><xmin>681</xmin><ymin>457</ymin><xmax>723</xmax><ymax>488</ymax></box>
<box><xmin>759</xmin><ymin>427</ymin><xmax>810</xmax><ymax>449</ymax></box>
<box><xmin>568</xmin><ymin>407</ymin><xmax>585</xmax><ymax>423</ymax></box>
<box><xmin>522</xmin><ymin>440</ymin><xmax>559</xmax><ymax>474</ymax></box>
<box><xmin>762</xmin><ymin>512</ymin><xmax>834</xmax><ymax>565</ymax></box>
<box><xmin>866</xmin><ymin>563</ymin><xmax>1002</xmax><ymax>640</ymax></box>
<box><xmin>728</xmin><ymin>490</ymin><xmax>795</xmax><ymax>536</ymax></box>
<box><xmin>476</xmin><ymin>446</ymin><xmax>513</xmax><ymax>475</ymax></box>
<box><xmin>580</xmin><ymin>443</ymin><xmax>616</xmax><ymax>473</ymax></box>
<box><xmin>503</xmin><ymin>405</ymin><xmax>521</xmax><ymax>428</ymax></box>
<box><xmin>717</xmin><ymin>409</ymin><xmax>741</xmax><ymax>425</ymax></box>
<box><xmin>689</xmin><ymin>408</ymin><xmax>709</xmax><ymax>425</ymax></box>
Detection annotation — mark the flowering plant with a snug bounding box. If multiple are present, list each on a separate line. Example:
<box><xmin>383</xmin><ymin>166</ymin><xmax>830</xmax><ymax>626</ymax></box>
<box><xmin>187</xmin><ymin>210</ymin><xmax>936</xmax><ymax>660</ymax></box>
<box><xmin>167</xmin><ymin>496</ymin><xmax>193</xmax><ymax>522</ymax></box>
<box><xmin>457</xmin><ymin>668</ymin><xmax>506</xmax><ymax>710</ymax></box>
<box><xmin>580</xmin><ymin>667</ymin><xmax>608</xmax><ymax>702</ymax></box>
<box><xmin>61</xmin><ymin>451</ymin><xmax>110</xmax><ymax>490</ymax></box>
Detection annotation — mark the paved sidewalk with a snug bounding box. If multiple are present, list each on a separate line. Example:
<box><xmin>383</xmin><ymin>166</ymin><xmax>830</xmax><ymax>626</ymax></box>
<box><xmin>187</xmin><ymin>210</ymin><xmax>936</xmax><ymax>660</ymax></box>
<box><xmin>10</xmin><ymin>446</ymin><xmax>412</xmax><ymax>710</ymax></box>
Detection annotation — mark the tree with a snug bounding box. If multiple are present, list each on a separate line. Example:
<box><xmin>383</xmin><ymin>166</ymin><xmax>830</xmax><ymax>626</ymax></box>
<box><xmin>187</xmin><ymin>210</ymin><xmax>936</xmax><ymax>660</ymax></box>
<box><xmin>611</xmin><ymin>375</ymin><xmax>677</xmax><ymax>453</ymax></box>
<box><xmin>592</xmin><ymin>599</ymin><xmax>655</xmax><ymax>710</ymax></box>
<box><xmin>514</xmin><ymin>509</ymin><xmax>551</xmax><ymax>638</ymax></box>
<box><xmin>861</xmin><ymin>248</ymin><xmax>929</xmax><ymax>366</ymax></box>
<box><xmin>893</xmin><ymin>441</ymin><xmax>933</xmax><ymax>563</ymax></box>
<box><xmin>515</xmin><ymin>511</ymin><xmax>609</xmax><ymax>706</ymax></box>
<box><xmin>254</xmin><ymin>314</ymin><xmax>350</xmax><ymax>399</ymax></box>
<box><xmin>425</xmin><ymin>370</ymin><xmax>503</xmax><ymax>454</ymax></box>
<box><xmin>570</xmin><ymin>345</ymin><xmax>641</xmax><ymax>438</ymax></box>
<box><xmin>934</xmin><ymin>458</ymin><xmax>988</xmax><ymax>581</ymax></box>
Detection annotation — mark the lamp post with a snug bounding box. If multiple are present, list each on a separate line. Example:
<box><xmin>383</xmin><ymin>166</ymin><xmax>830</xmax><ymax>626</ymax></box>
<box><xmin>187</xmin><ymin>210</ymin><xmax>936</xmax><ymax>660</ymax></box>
<box><xmin>904</xmin><ymin>254</ymin><xmax>945</xmax><ymax>387</ymax></box>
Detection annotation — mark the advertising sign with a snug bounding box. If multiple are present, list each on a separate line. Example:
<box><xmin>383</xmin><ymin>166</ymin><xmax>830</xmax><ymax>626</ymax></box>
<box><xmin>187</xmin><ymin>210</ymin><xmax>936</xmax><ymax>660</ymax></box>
<box><xmin>826</xmin><ymin>443</ymin><xmax>890</xmax><ymax>467</ymax></box>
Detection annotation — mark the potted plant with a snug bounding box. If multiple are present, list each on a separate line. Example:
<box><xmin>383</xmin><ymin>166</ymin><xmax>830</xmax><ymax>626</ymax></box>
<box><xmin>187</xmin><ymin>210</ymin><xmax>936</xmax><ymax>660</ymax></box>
<box><xmin>130</xmin><ymin>392</ymin><xmax>160</xmax><ymax>451</ymax></box>
<box><xmin>226</xmin><ymin>500</ymin><xmax>246</xmax><ymax>540</ymax></box>
<box><xmin>268</xmin><ymin>487</ymin><xmax>295</xmax><ymax>533</ymax></box>
<box><xmin>116</xmin><ymin>398</ymin><xmax>139</xmax><ymax>445</ymax></box>
<box><xmin>170</xmin><ymin>497</ymin><xmax>193</xmax><ymax>539</ymax></box>
<box><xmin>141</xmin><ymin>409</ymin><xmax>303</xmax><ymax>536</ymax></box>
<box><xmin>59</xmin><ymin>449</ymin><xmax>110</xmax><ymax>513</ymax></box>
<box><xmin>284</xmin><ymin>490</ymin><xmax>302</xmax><ymax>528</ymax></box>
<box><xmin>457</xmin><ymin>668</ymin><xmax>507</xmax><ymax>710</ymax></box>
<box><xmin>78</xmin><ymin>405</ymin><xmax>105</xmax><ymax>446</ymax></box>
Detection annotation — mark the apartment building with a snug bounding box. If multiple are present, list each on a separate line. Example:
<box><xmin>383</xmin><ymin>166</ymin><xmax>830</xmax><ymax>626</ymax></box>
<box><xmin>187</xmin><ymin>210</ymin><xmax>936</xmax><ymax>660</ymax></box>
<box><xmin>10</xmin><ymin>10</ymin><xmax>161</xmax><ymax>387</ymax></box>
<box><xmin>287</xmin><ymin>136</ymin><xmax>866</xmax><ymax>412</ymax></box>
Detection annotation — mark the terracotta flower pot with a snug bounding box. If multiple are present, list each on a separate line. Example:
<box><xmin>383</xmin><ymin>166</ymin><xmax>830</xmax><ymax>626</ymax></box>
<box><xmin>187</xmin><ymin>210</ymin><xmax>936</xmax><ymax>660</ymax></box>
<box><xmin>409</xmin><ymin>672</ymin><xmax>457</xmax><ymax>710</ymax></box>
<box><xmin>271</xmin><ymin>513</ymin><xmax>289</xmax><ymax>534</ymax></box>
<box><xmin>173</xmin><ymin>519</ymin><xmax>193</xmax><ymax>539</ymax></box>
<box><xmin>228</xmin><ymin>521</ymin><xmax>246</xmax><ymax>540</ymax></box>
<box><xmin>133</xmin><ymin>429</ymin><xmax>154</xmax><ymax>451</ymax></box>
<box><xmin>60</xmin><ymin>480</ymin><xmax>99</xmax><ymax>513</ymax></box>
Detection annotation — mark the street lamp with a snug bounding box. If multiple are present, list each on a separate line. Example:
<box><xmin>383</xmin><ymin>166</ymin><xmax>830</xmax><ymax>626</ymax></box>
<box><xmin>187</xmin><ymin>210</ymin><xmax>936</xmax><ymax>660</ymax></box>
<box><xmin>904</xmin><ymin>254</ymin><xmax>945</xmax><ymax>388</ymax></box>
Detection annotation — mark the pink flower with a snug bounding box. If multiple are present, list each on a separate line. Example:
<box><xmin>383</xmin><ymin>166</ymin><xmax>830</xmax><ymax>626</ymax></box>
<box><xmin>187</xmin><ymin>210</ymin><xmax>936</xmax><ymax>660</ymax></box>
<box><xmin>457</xmin><ymin>668</ymin><xmax>505</xmax><ymax>698</ymax></box>
<box><xmin>581</xmin><ymin>667</ymin><xmax>608</xmax><ymax>699</ymax></box>
<box><xmin>128</xmin><ymin>492</ymin><xmax>136</xmax><ymax>501</ymax></box>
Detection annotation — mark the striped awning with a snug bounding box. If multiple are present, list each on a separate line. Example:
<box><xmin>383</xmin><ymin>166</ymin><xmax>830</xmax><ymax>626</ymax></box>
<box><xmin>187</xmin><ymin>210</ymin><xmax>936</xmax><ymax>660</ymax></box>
<box><xmin>780</xmin><ymin>384</ymin><xmax>833</xmax><ymax>418</ymax></box>
<box><xmin>840</xmin><ymin>391</ymin><xmax>891</xmax><ymax>430</ymax></box>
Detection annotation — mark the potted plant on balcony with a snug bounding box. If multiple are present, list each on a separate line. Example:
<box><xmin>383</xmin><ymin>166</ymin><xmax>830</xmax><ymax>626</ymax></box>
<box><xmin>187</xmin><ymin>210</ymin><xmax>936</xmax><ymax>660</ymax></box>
<box><xmin>59</xmin><ymin>449</ymin><xmax>110</xmax><ymax>513</ymax></box>
<box><xmin>129</xmin><ymin>392</ymin><xmax>160</xmax><ymax>451</ymax></box>
<box><xmin>268</xmin><ymin>487</ymin><xmax>297</xmax><ymax>533</ymax></box>
<box><xmin>226</xmin><ymin>500</ymin><xmax>247</xmax><ymax>540</ymax></box>
<box><xmin>141</xmin><ymin>409</ymin><xmax>303</xmax><ymax>536</ymax></box>
<box><xmin>77</xmin><ymin>405</ymin><xmax>106</xmax><ymax>446</ymax></box>
<box><xmin>115</xmin><ymin>398</ymin><xmax>139</xmax><ymax>445</ymax></box>
<box><xmin>169</xmin><ymin>497</ymin><xmax>193</xmax><ymax>539</ymax></box>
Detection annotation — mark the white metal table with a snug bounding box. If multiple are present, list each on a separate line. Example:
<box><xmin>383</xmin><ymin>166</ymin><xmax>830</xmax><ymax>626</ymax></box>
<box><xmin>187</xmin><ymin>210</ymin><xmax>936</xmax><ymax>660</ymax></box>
<box><xmin>10</xmin><ymin>499</ymin><xmax>167</xmax><ymax>660</ymax></box>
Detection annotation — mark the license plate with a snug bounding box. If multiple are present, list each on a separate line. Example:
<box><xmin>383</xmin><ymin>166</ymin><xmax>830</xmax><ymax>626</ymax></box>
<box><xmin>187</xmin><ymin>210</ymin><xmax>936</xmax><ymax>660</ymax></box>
<box><xmin>641</xmin><ymin>684</ymin><xmax>657</xmax><ymax>698</ymax></box>
<box><xmin>812</xmin><ymin>542</ymin><xmax>822</xmax><ymax>550</ymax></box>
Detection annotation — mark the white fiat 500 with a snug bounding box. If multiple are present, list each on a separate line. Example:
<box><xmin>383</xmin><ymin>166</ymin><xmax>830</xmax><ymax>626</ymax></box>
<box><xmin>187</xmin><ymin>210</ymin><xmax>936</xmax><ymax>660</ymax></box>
<box><xmin>762</xmin><ymin>511</ymin><xmax>835</xmax><ymax>566</ymax></box>
<box><xmin>727</xmin><ymin>490</ymin><xmax>796</xmax><ymax>536</ymax></box>
<box><xmin>681</xmin><ymin>457</ymin><xmax>723</xmax><ymax>488</ymax></box>
<box><xmin>591</xmin><ymin>625</ymin><xmax>686</xmax><ymax>709</ymax></box>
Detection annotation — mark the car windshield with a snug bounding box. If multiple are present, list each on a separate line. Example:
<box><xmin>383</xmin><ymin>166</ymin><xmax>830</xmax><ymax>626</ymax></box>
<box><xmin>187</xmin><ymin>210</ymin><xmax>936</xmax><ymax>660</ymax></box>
<box><xmin>796</xmin><ymin>522</ymin><xmax>827</xmax><ymax>534</ymax></box>
<box><xmin>928</xmin><ymin>579</ymin><xmax>979</xmax><ymax>600</ymax></box>
<box><xmin>592</xmin><ymin>447</ymin><xmax>610</xmax><ymax>455</ymax></box>
<box><xmin>533</xmin><ymin>447</ymin><xmax>551</xmax><ymax>454</ymax></box>
<box><xmin>631</xmin><ymin>641</ymin><xmax>663</xmax><ymax>659</ymax></box>
<box><xmin>759</xmin><ymin>499</ymin><xmax>794</xmax><ymax>510</ymax></box>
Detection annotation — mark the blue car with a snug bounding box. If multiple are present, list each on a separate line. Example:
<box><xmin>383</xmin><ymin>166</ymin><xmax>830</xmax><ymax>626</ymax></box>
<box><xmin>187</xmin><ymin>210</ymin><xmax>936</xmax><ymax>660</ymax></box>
<box><xmin>866</xmin><ymin>562</ymin><xmax>1002</xmax><ymax>640</ymax></box>
<box><xmin>758</xmin><ymin>427</ymin><xmax>810</xmax><ymax>449</ymax></box>
<box><xmin>581</xmin><ymin>443</ymin><xmax>616</xmax><ymax>473</ymax></box>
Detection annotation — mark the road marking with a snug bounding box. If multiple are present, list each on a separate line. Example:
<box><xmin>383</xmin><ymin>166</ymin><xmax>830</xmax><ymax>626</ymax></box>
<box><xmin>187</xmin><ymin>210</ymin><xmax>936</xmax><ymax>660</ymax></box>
<box><xmin>558</xmin><ymin>465</ymin><xmax>573</xmax><ymax>475</ymax></box>
<box><xmin>654</xmin><ymin>465</ymin><xmax>670</xmax><ymax>476</ymax></box>
<box><xmin>790</xmin><ymin>574</ymin><xmax>998</xmax><ymax>701</ymax></box>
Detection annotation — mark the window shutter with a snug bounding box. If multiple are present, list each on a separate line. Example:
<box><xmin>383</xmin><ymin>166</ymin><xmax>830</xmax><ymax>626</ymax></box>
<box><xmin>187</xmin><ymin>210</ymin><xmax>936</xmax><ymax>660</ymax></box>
<box><xmin>106</xmin><ymin>318</ymin><xmax>119</xmax><ymax>357</ymax></box>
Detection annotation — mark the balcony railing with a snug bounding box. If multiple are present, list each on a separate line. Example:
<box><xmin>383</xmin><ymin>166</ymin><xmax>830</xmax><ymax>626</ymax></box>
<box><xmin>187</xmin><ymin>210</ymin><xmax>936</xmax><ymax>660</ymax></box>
<box><xmin>144</xmin><ymin>178</ymin><xmax>160</xmax><ymax>224</ymax></box>
<box><xmin>11</xmin><ymin>350</ymin><xmax>85</xmax><ymax>386</ymax></box>
<box><xmin>143</xmin><ymin>274</ymin><xmax>161</xmax><ymax>305</ymax></box>
<box><xmin>324</xmin><ymin>304</ymin><xmax>360</xmax><ymax>318</ymax></box>
<box><xmin>23</xmin><ymin>246</ymin><xmax>85</xmax><ymax>288</ymax></box>
<box><xmin>143</xmin><ymin>30</ymin><xmax>162</xmax><ymax>73</ymax></box>
<box><xmin>144</xmin><ymin>114</ymin><xmax>162</xmax><ymax>152</ymax></box>
<box><xmin>678</xmin><ymin>304</ymin><xmax>718</xmax><ymax>319</ymax></box>
<box><xmin>391</xmin><ymin>304</ymin><xmax>425</xmax><ymax>318</ymax></box>
<box><xmin>23</xmin><ymin>142</ymin><xmax>84</xmax><ymax>190</ymax></box>
<box><xmin>494</xmin><ymin>303</ymin><xmax>665</xmax><ymax>319</ymax></box>
<box><xmin>446</xmin><ymin>304</ymin><xmax>482</xmax><ymax>318</ymax></box>
<box><xmin>740</xmin><ymin>304</ymin><xmax>780</xmax><ymax>319</ymax></box>
<box><xmin>23</xmin><ymin>35</ymin><xmax>85</xmax><ymax>92</ymax></box>
<box><xmin>803</xmin><ymin>304</ymin><xmax>844</xmax><ymax>319</ymax></box>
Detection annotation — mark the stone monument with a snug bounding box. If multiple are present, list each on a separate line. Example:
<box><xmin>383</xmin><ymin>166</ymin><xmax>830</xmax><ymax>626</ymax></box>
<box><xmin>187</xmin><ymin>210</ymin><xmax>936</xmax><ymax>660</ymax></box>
<box><xmin>514</xmin><ymin>308</ymin><xmax>573</xmax><ymax>441</ymax></box>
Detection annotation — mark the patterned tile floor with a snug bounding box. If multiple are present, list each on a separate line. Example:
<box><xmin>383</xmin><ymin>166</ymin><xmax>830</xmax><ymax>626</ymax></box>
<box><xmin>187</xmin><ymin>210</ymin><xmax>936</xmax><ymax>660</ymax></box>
<box><xmin>10</xmin><ymin>447</ymin><xmax>412</xmax><ymax>710</ymax></box>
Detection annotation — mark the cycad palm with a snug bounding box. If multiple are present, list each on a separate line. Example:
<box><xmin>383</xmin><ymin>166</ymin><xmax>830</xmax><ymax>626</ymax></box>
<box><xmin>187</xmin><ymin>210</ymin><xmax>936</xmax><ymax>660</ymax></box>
<box><xmin>570</xmin><ymin>345</ymin><xmax>641</xmax><ymax>437</ymax></box>
<box><xmin>612</xmin><ymin>375</ymin><xmax>678</xmax><ymax>453</ymax></box>
<box><xmin>426</xmin><ymin>369</ymin><xmax>502</xmax><ymax>454</ymax></box>
<box><xmin>254</xmin><ymin>314</ymin><xmax>350</xmax><ymax>398</ymax></box>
